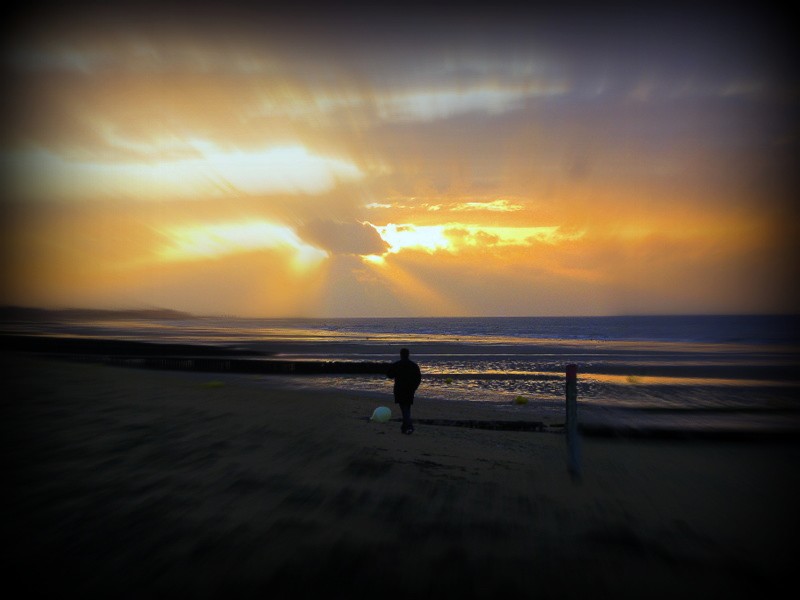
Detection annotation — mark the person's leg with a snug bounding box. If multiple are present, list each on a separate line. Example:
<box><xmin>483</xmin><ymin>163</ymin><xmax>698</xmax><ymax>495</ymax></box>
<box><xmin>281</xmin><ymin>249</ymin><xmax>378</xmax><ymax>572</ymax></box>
<box><xmin>400</xmin><ymin>403</ymin><xmax>413</xmax><ymax>433</ymax></box>
<box><xmin>400</xmin><ymin>403</ymin><xmax>412</xmax><ymax>433</ymax></box>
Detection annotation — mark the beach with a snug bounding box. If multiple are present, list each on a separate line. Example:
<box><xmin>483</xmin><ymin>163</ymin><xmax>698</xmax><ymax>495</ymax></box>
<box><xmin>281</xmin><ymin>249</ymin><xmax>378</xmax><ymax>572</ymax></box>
<box><xmin>4</xmin><ymin>352</ymin><xmax>798</xmax><ymax>598</ymax></box>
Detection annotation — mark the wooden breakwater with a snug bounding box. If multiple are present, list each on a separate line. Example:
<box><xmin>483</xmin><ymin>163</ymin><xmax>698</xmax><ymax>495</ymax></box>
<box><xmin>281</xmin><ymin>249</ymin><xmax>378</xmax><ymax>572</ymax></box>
<box><xmin>1</xmin><ymin>333</ymin><xmax>390</xmax><ymax>376</ymax></box>
<box><xmin>102</xmin><ymin>355</ymin><xmax>390</xmax><ymax>375</ymax></box>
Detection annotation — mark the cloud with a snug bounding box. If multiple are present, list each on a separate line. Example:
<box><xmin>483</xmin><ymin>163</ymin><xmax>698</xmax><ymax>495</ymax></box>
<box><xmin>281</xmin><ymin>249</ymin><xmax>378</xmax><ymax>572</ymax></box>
<box><xmin>365</xmin><ymin>198</ymin><xmax>525</xmax><ymax>213</ymax></box>
<box><xmin>192</xmin><ymin>143</ymin><xmax>364</xmax><ymax>195</ymax></box>
<box><xmin>7</xmin><ymin>143</ymin><xmax>365</xmax><ymax>201</ymax></box>
<box><xmin>156</xmin><ymin>220</ymin><xmax>328</xmax><ymax>269</ymax></box>
<box><xmin>297</xmin><ymin>220</ymin><xmax>389</xmax><ymax>256</ymax></box>
<box><xmin>374</xmin><ymin>83</ymin><xmax>566</xmax><ymax>122</ymax></box>
<box><xmin>448</xmin><ymin>199</ymin><xmax>524</xmax><ymax>212</ymax></box>
<box><xmin>3</xmin><ymin>3</ymin><xmax>796</xmax><ymax>317</ymax></box>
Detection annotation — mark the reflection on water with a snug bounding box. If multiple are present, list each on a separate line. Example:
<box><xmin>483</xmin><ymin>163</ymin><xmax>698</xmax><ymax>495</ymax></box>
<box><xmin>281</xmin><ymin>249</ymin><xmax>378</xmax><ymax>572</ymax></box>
<box><xmin>257</xmin><ymin>360</ymin><xmax>800</xmax><ymax>431</ymax></box>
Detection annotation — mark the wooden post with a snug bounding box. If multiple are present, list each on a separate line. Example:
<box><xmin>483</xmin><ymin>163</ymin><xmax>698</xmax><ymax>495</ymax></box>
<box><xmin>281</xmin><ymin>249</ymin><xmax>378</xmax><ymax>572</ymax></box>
<box><xmin>565</xmin><ymin>364</ymin><xmax>581</xmax><ymax>480</ymax></box>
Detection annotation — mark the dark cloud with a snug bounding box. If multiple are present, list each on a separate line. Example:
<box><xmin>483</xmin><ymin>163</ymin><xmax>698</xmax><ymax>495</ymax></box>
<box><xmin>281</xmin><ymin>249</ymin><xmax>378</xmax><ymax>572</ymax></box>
<box><xmin>297</xmin><ymin>219</ymin><xmax>388</xmax><ymax>256</ymax></box>
<box><xmin>7</xmin><ymin>2</ymin><xmax>793</xmax><ymax>79</ymax></box>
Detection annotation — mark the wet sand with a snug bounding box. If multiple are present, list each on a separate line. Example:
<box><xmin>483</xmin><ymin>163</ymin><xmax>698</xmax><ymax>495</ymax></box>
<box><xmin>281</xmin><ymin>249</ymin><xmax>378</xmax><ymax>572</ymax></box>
<box><xmin>4</xmin><ymin>353</ymin><xmax>798</xmax><ymax>598</ymax></box>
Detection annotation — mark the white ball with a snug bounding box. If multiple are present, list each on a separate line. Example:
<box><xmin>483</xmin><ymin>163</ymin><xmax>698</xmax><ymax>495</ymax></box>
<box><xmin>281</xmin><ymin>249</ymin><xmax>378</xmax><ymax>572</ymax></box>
<box><xmin>370</xmin><ymin>406</ymin><xmax>392</xmax><ymax>422</ymax></box>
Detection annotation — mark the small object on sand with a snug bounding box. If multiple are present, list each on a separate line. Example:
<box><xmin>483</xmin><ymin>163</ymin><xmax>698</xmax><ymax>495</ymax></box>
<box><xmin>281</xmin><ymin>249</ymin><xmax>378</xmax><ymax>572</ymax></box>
<box><xmin>445</xmin><ymin>377</ymin><xmax>453</xmax><ymax>384</ymax></box>
<box><xmin>202</xmin><ymin>380</ymin><xmax>225</xmax><ymax>388</ymax></box>
<box><xmin>514</xmin><ymin>395</ymin><xmax>528</xmax><ymax>405</ymax></box>
<box><xmin>370</xmin><ymin>406</ymin><xmax>392</xmax><ymax>422</ymax></box>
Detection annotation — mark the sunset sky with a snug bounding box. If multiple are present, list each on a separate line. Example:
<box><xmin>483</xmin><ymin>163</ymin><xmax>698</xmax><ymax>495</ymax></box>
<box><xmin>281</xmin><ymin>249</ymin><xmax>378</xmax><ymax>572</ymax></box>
<box><xmin>1</xmin><ymin>3</ymin><xmax>797</xmax><ymax>317</ymax></box>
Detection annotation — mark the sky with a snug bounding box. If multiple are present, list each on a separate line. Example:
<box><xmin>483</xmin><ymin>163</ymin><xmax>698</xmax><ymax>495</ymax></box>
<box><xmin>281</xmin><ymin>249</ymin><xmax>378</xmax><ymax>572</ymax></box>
<box><xmin>1</xmin><ymin>2</ymin><xmax>797</xmax><ymax>317</ymax></box>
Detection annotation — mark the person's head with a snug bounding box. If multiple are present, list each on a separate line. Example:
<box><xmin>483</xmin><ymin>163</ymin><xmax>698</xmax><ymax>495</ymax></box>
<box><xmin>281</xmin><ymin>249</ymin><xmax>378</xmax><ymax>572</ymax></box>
<box><xmin>400</xmin><ymin>348</ymin><xmax>410</xmax><ymax>359</ymax></box>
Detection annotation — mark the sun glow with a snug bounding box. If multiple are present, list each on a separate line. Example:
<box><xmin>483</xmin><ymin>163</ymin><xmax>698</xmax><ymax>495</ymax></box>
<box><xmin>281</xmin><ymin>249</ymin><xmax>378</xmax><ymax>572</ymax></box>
<box><xmin>157</xmin><ymin>221</ymin><xmax>328</xmax><ymax>270</ymax></box>
<box><xmin>362</xmin><ymin>254</ymin><xmax>387</xmax><ymax>266</ymax></box>
<box><xmin>372</xmin><ymin>224</ymin><xmax>452</xmax><ymax>254</ymax></box>
<box><xmin>9</xmin><ymin>142</ymin><xmax>364</xmax><ymax>201</ymax></box>
<box><xmin>190</xmin><ymin>141</ymin><xmax>364</xmax><ymax>195</ymax></box>
<box><xmin>370</xmin><ymin>223</ymin><xmax>582</xmax><ymax>255</ymax></box>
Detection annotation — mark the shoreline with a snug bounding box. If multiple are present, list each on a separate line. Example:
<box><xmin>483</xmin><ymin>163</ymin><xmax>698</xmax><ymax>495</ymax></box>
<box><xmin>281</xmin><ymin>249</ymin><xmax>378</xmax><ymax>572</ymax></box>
<box><xmin>4</xmin><ymin>331</ymin><xmax>800</xmax><ymax>441</ymax></box>
<box><xmin>4</xmin><ymin>331</ymin><xmax>799</xmax><ymax>378</ymax></box>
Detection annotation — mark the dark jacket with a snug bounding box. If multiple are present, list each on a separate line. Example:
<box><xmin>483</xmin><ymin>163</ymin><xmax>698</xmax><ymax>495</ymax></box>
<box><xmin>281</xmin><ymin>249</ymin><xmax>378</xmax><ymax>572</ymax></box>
<box><xmin>387</xmin><ymin>358</ymin><xmax>421</xmax><ymax>404</ymax></box>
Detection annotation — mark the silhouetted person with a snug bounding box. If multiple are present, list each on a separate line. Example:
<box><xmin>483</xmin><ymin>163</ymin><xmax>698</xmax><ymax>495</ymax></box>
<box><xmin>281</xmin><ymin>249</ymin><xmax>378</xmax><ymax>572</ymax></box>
<box><xmin>387</xmin><ymin>348</ymin><xmax>421</xmax><ymax>434</ymax></box>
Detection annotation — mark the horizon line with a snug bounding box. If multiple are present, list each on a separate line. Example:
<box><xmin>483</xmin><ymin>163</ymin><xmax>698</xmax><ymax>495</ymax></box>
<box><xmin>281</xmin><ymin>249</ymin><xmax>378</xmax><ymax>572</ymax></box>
<box><xmin>1</xmin><ymin>305</ymin><xmax>797</xmax><ymax>321</ymax></box>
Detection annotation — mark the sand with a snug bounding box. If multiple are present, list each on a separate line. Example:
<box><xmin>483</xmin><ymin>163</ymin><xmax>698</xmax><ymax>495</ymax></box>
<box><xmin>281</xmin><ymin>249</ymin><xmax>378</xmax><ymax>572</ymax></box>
<box><xmin>3</xmin><ymin>353</ymin><xmax>798</xmax><ymax>598</ymax></box>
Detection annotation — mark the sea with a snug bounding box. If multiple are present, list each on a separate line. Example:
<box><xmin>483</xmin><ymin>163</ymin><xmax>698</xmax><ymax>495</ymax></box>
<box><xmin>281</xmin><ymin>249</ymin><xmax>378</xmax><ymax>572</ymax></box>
<box><xmin>8</xmin><ymin>313</ymin><xmax>800</xmax><ymax>435</ymax></box>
